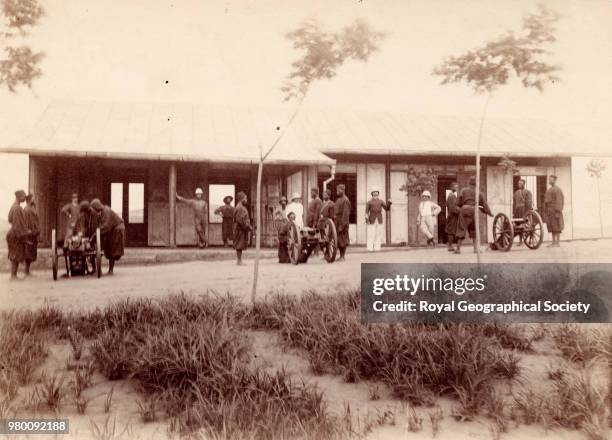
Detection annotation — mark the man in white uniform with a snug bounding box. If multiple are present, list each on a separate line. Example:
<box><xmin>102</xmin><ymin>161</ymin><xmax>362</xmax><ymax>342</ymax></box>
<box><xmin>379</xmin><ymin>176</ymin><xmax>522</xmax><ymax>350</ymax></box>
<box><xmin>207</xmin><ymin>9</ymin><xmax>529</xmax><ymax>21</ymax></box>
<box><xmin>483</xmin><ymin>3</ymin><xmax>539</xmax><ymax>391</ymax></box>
<box><xmin>416</xmin><ymin>190</ymin><xmax>441</xmax><ymax>247</ymax></box>
<box><xmin>286</xmin><ymin>193</ymin><xmax>304</xmax><ymax>230</ymax></box>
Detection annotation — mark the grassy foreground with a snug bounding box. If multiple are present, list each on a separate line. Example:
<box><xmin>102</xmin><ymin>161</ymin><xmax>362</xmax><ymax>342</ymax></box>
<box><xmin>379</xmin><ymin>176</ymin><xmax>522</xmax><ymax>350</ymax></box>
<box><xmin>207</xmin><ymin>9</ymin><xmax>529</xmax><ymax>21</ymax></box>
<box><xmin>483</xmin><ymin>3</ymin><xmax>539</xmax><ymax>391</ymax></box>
<box><xmin>0</xmin><ymin>291</ymin><xmax>610</xmax><ymax>439</ymax></box>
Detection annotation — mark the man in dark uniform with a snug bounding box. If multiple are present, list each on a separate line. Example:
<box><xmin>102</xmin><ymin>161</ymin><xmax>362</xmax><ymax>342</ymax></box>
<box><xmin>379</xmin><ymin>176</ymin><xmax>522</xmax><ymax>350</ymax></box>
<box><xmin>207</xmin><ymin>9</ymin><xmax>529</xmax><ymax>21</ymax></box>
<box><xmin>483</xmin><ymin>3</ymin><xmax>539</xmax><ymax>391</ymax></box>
<box><xmin>306</xmin><ymin>188</ymin><xmax>323</xmax><ymax>228</ymax></box>
<box><xmin>214</xmin><ymin>195</ymin><xmax>235</xmax><ymax>247</ymax></box>
<box><xmin>61</xmin><ymin>193</ymin><xmax>80</xmax><ymax>246</ymax></box>
<box><xmin>74</xmin><ymin>200</ymin><xmax>95</xmax><ymax>238</ymax></box>
<box><xmin>91</xmin><ymin>199</ymin><xmax>125</xmax><ymax>275</ymax></box>
<box><xmin>544</xmin><ymin>174</ymin><xmax>564</xmax><ymax>247</ymax></box>
<box><xmin>445</xmin><ymin>182</ymin><xmax>460</xmax><ymax>252</ymax></box>
<box><xmin>455</xmin><ymin>177</ymin><xmax>492</xmax><ymax>254</ymax></box>
<box><xmin>513</xmin><ymin>178</ymin><xmax>533</xmax><ymax>219</ymax></box>
<box><xmin>24</xmin><ymin>194</ymin><xmax>40</xmax><ymax>276</ymax></box>
<box><xmin>233</xmin><ymin>191</ymin><xmax>252</xmax><ymax>265</ymax></box>
<box><xmin>6</xmin><ymin>190</ymin><xmax>29</xmax><ymax>280</ymax></box>
<box><xmin>335</xmin><ymin>184</ymin><xmax>351</xmax><ymax>261</ymax></box>
<box><xmin>319</xmin><ymin>189</ymin><xmax>335</xmax><ymax>225</ymax></box>
<box><xmin>365</xmin><ymin>190</ymin><xmax>391</xmax><ymax>252</ymax></box>
<box><xmin>276</xmin><ymin>210</ymin><xmax>291</xmax><ymax>263</ymax></box>
<box><xmin>176</xmin><ymin>187</ymin><xmax>208</xmax><ymax>248</ymax></box>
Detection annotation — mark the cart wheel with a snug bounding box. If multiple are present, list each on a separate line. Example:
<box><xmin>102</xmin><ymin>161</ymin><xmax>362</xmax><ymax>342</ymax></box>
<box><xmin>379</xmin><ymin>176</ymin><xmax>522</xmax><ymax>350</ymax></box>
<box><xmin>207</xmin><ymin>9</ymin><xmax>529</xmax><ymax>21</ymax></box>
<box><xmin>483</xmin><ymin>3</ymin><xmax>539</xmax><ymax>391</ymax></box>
<box><xmin>287</xmin><ymin>223</ymin><xmax>301</xmax><ymax>265</ymax></box>
<box><xmin>522</xmin><ymin>210</ymin><xmax>544</xmax><ymax>250</ymax></box>
<box><xmin>51</xmin><ymin>229</ymin><xmax>58</xmax><ymax>281</ymax></box>
<box><xmin>492</xmin><ymin>213</ymin><xmax>514</xmax><ymax>252</ymax></box>
<box><xmin>321</xmin><ymin>218</ymin><xmax>338</xmax><ymax>263</ymax></box>
<box><xmin>96</xmin><ymin>228</ymin><xmax>102</xmax><ymax>278</ymax></box>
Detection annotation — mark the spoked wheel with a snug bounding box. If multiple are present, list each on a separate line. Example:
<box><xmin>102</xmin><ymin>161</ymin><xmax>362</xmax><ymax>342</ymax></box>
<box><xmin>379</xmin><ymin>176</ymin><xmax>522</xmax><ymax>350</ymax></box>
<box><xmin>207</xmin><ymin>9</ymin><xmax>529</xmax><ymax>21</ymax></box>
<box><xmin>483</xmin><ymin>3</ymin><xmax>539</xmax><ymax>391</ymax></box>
<box><xmin>492</xmin><ymin>213</ymin><xmax>514</xmax><ymax>252</ymax></box>
<box><xmin>287</xmin><ymin>223</ymin><xmax>301</xmax><ymax>265</ymax></box>
<box><xmin>522</xmin><ymin>210</ymin><xmax>544</xmax><ymax>250</ymax></box>
<box><xmin>95</xmin><ymin>228</ymin><xmax>102</xmax><ymax>278</ymax></box>
<box><xmin>51</xmin><ymin>229</ymin><xmax>58</xmax><ymax>281</ymax></box>
<box><xmin>320</xmin><ymin>218</ymin><xmax>338</xmax><ymax>263</ymax></box>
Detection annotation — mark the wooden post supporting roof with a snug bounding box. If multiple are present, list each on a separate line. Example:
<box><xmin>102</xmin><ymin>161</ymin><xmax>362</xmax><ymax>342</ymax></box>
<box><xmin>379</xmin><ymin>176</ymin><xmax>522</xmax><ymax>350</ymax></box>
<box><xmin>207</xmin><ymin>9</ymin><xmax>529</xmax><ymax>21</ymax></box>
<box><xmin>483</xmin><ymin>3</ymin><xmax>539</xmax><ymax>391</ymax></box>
<box><xmin>385</xmin><ymin>159</ymin><xmax>391</xmax><ymax>245</ymax></box>
<box><xmin>169</xmin><ymin>162</ymin><xmax>177</xmax><ymax>247</ymax></box>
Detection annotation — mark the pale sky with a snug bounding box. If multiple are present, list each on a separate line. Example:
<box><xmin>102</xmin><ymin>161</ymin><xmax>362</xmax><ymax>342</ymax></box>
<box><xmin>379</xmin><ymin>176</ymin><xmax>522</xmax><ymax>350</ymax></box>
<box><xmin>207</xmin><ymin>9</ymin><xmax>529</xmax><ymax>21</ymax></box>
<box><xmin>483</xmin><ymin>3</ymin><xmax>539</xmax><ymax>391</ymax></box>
<box><xmin>0</xmin><ymin>0</ymin><xmax>611</xmax><ymax>212</ymax></box>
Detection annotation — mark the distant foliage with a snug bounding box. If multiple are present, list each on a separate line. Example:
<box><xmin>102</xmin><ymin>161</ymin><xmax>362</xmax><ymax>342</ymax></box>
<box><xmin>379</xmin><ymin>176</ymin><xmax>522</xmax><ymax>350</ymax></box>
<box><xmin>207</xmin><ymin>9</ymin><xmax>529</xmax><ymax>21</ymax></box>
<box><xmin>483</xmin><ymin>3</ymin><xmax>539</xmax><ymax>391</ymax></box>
<box><xmin>498</xmin><ymin>155</ymin><xmax>519</xmax><ymax>175</ymax></box>
<box><xmin>586</xmin><ymin>158</ymin><xmax>606</xmax><ymax>179</ymax></box>
<box><xmin>400</xmin><ymin>167</ymin><xmax>437</xmax><ymax>196</ymax></box>
<box><xmin>1</xmin><ymin>0</ymin><xmax>44</xmax><ymax>92</ymax></box>
<box><xmin>282</xmin><ymin>19</ymin><xmax>384</xmax><ymax>101</ymax></box>
<box><xmin>433</xmin><ymin>4</ymin><xmax>560</xmax><ymax>93</ymax></box>
<box><xmin>2</xmin><ymin>0</ymin><xmax>43</xmax><ymax>29</ymax></box>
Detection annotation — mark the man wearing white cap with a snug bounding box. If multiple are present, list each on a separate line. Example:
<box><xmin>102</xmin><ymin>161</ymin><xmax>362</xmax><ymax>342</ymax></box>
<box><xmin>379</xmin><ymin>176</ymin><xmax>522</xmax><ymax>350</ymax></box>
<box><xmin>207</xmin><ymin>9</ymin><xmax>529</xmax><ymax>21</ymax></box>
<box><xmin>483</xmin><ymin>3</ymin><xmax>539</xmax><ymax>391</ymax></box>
<box><xmin>176</xmin><ymin>187</ymin><xmax>208</xmax><ymax>248</ymax></box>
<box><xmin>286</xmin><ymin>193</ymin><xmax>304</xmax><ymax>230</ymax></box>
<box><xmin>365</xmin><ymin>190</ymin><xmax>391</xmax><ymax>252</ymax></box>
<box><xmin>416</xmin><ymin>190</ymin><xmax>441</xmax><ymax>247</ymax></box>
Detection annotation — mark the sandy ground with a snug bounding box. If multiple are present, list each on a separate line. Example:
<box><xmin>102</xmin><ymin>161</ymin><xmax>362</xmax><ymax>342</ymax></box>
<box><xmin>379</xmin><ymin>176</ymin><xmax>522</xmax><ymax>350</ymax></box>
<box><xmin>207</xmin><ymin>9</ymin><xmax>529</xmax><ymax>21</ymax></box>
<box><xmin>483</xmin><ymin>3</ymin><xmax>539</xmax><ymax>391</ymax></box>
<box><xmin>2</xmin><ymin>239</ymin><xmax>612</xmax><ymax>312</ymax></box>
<box><xmin>4</xmin><ymin>330</ymin><xmax>605</xmax><ymax>440</ymax></box>
<box><xmin>1</xmin><ymin>240</ymin><xmax>610</xmax><ymax>439</ymax></box>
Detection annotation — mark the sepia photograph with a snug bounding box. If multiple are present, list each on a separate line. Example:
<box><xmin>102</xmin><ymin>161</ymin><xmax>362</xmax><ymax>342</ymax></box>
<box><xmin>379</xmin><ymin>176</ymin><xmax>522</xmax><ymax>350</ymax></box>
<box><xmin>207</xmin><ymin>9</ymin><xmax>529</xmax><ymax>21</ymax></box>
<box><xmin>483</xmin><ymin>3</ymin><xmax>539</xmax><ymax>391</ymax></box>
<box><xmin>0</xmin><ymin>0</ymin><xmax>610</xmax><ymax>439</ymax></box>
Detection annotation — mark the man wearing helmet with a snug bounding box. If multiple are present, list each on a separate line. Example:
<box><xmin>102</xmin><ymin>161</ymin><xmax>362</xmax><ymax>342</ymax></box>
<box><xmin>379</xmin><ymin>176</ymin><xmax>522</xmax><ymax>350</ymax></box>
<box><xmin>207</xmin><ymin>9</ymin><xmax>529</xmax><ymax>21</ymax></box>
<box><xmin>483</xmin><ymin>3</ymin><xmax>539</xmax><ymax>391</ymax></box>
<box><xmin>416</xmin><ymin>190</ymin><xmax>441</xmax><ymax>247</ymax></box>
<box><xmin>176</xmin><ymin>187</ymin><xmax>209</xmax><ymax>248</ymax></box>
<box><xmin>286</xmin><ymin>193</ymin><xmax>304</xmax><ymax>230</ymax></box>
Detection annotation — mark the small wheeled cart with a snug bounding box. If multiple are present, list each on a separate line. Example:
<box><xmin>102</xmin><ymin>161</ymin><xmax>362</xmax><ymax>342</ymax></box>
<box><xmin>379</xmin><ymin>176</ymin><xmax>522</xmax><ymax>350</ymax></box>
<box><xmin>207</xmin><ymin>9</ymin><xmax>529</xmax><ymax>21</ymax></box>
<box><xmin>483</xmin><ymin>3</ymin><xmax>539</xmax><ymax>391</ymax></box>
<box><xmin>491</xmin><ymin>209</ymin><xmax>544</xmax><ymax>252</ymax></box>
<box><xmin>51</xmin><ymin>228</ymin><xmax>102</xmax><ymax>280</ymax></box>
<box><xmin>286</xmin><ymin>217</ymin><xmax>338</xmax><ymax>265</ymax></box>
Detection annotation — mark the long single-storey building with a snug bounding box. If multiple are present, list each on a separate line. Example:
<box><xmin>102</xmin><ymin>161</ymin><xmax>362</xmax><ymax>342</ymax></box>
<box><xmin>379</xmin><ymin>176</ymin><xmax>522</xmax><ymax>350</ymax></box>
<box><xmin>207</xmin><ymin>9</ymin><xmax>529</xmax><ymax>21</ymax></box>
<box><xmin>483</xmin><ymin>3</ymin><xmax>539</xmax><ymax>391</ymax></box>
<box><xmin>2</xmin><ymin>100</ymin><xmax>611</xmax><ymax>248</ymax></box>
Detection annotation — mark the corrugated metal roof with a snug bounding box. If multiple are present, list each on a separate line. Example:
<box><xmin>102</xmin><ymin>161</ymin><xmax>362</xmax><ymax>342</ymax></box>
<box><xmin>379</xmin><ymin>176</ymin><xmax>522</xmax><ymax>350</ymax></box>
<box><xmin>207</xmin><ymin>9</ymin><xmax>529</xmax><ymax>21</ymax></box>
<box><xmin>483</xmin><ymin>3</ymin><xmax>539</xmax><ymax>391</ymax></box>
<box><xmin>289</xmin><ymin>108</ymin><xmax>587</xmax><ymax>157</ymax></box>
<box><xmin>2</xmin><ymin>100</ymin><xmax>600</xmax><ymax>162</ymax></box>
<box><xmin>3</xmin><ymin>100</ymin><xmax>335</xmax><ymax>165</ymax></box>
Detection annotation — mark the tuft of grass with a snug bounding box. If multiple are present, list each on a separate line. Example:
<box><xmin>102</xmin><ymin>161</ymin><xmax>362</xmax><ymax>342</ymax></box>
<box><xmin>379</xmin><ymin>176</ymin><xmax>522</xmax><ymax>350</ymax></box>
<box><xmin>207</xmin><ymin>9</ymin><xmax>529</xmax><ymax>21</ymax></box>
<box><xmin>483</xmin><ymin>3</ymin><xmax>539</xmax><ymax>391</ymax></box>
<box><xmin>89</xmin><ymin>416</ymin><xmax>129</xmax><ymax>440</ymax></box>
<box><xmin>37</xmin><ymin>372</ymin><xmax>65</xmax><ymax>410</ymax></box>
<box><xmin>74</xmin><ymin>394</ymin><xmax>90</xmax><ymax>414</ymax></box>
<box><xmin>406</xmin><ymin>405</ymin><xmax>423</xmax><ymax>432</ymax></box>
<box><xmin>0</xmin><ymin>316</ymin><xmax>48</xmax><ymax>385</ymax></box>
<box><xmin>250</xmin><ymin>291</ymin><xmax>520</xmax><ymax>416</ymax></box>
<box><xmin>103</xmin><ymin>386</ymin><xmax>114</xmax><ymax>414</ymax></box>
<box><xmin>0</xmin><ymin>369</ymin><xmax>18</xmax><ymax>401</ymax></box>
<box><xmin>553</xmin><ymin>325</ymin><xmax>611</xmax><ymax>365</ymax></box>
<box><xmin>513</xmin><ymin>367</ymin><xmax>610</xmax><ymax>440</ymax></box>
<box><xmin>547</xmin><ymin>367</ymin><xmax>610</xmax><ymax>440</ymax></box>
<box><xmin>71</xmin><ymin>360</ymin><xmax>94</xmax><ymax>398</ymax></box>
<box><xmin>368</xmin><ymin>384</ymin><xmax>381</xmax><ymax>401</ymax></box>
<box><xmin>90</xmin><ymin>329</ymin><xmax>134</xmax><ymax>381</ymax></box>
<box><xmin>429</xmin><ymin>406</ymin><xmax>443</xmax><ymax>437</ymax></box>
<box><xmin>136</xmin><ymin>397</ymin><xmax>157</xmax><ymax>423</ymax></box>
<box><xmin>68</xmin><ymin>329</ymin><xmax>84</xmax><ymax>361</ymax></box>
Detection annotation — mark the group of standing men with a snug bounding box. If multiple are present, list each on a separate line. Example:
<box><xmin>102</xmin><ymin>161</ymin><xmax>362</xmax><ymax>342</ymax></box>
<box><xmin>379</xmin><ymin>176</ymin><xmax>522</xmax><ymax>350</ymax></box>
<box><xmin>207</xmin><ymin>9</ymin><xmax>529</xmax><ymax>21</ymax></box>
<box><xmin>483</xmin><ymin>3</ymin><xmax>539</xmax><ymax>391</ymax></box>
<box><xmin>443</xmin><ymin>174</ymin><xmax>565</xmax><ymax>252</ymax></box>
<box><xmin>6</xmin><ymin>191</ymin><xmax>125</xmax><ymax>279</ymax></box>
<box><xmin>6</xmin><ymin>190</ymin><xmax>39</xmax><ymax>280</ymax></box>
<box><xmin>276</xmin><ymin>185</ymin><xmax>352</xmax><ymax>263</ymax></box>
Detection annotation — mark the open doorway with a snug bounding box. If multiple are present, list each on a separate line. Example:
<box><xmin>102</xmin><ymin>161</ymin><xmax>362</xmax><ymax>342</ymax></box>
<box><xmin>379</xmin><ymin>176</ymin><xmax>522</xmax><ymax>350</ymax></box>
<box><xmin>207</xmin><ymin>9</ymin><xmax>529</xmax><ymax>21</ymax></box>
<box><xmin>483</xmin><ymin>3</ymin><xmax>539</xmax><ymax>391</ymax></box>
<box><xmin>437</xmin><ymin>176</ymin><xmax>456</xmax><ymax>244</ymax></box>
<box><xmin>105</xmin><ymin>172</ymin><xmax>147</xmax><ymax>246</ymax></box>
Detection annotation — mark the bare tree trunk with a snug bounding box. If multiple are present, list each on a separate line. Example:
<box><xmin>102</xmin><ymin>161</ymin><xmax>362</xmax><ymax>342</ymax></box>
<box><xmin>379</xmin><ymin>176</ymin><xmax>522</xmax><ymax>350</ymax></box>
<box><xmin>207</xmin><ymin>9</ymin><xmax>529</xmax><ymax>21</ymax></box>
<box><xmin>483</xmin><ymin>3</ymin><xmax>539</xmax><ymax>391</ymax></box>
<box><xmin>251</xmin><ymin>157</ymin><xmax>264</xmax><ymax>304</ymax></box>
<box><xmin>474</xmin><ymin>93</ymin><xmax>492</xmax><ymax>264</ymax></box>
<box><xmin>250</xmin><ymin>96</ymin><xmax>306</xmax><ymax>304</ymax></box>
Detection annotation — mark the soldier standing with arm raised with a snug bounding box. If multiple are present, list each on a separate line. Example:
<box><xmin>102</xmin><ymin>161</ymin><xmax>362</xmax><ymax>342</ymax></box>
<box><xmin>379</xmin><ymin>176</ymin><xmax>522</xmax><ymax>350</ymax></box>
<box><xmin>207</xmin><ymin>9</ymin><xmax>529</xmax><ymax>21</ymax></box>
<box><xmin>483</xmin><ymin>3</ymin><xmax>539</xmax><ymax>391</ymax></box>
<box><xmin>365</xmin><ymin>190</ymin><xmax>391</xmax><ymax>252</ymax></box>
<box><xmin>176</xmin><ymin>187</ymin><xmax>209</xmax><ymax>248</ymax></box>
